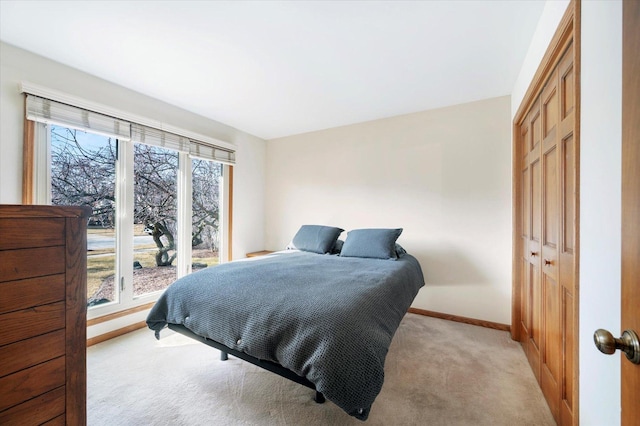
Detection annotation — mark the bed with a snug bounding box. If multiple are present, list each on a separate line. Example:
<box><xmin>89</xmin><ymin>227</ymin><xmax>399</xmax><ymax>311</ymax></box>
<box><xmin>146</xmin><ymin>226</ymin><xmax>424</xmax><ymax>421</ymax></box>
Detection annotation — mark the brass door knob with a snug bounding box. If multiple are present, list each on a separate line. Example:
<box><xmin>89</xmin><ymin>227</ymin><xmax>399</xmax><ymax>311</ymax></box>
<box><xmin>593</xmin><ymin>329</ymin><xmax>640</xmax><ymax>364</ymax></box>
<box><xmin>544</xmin><ymin>259</ymin><xmax>552</xmax><ymax>266</ymax></box>
<box><xmin>530</xmin><ymin>251</ymin><xmax>538</xmax><ymax>257</ymax></box>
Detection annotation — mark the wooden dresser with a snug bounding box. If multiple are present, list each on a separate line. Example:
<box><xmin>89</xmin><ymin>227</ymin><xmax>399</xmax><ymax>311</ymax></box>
<box><xmin>0</xmin><ymin>204</ymin><xmax>91</xmax><ymax>425</ymax></box>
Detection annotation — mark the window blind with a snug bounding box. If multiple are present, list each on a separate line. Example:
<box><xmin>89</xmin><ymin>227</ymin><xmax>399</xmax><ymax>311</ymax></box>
<box><xmin>130</xmin><ymin>124</ymin><xmax>235</xmax><ymax>165</ymax></box>
<box><xmin>131</xmin><ymin>124</ymin><xmax>190</xmax><ymax>153</ymax></box>
<box><xmin>189</xmin><ymin>141</ymin><xmax>236</xmax><ymax>164</ymax></box>
<box><xmin>24</xmin><ymin>92</ymin><xmax>236</xmax><ymax>165</ymax></box>
<box><xmin>26</xmin><ymin>94</ymin><xmax>131</xmax><ymax>141</ymax></box>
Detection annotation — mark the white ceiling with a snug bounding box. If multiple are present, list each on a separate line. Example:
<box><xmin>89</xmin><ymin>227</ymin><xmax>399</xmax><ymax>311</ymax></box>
<box><xmin>0</xmin><ymin>1</ymin><xmax>544</xmax><ymax>140</ymax></box>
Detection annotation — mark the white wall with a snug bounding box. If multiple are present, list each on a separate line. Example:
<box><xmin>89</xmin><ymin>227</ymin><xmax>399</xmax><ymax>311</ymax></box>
<box><xmin>511</xmin><ymin>0</ymin><xmax>570</xmax><ymax>115</ymax></box>
<box><xmin>0</xmin><ymin>41</ymin><xmax>266</xmax><ymax>260</ymax></box>
<box><xmin>579</xmin><ymin>1</ymin><xmax>622</xmax><ymax>424</ymax></box>
<box><xmin>511</xmin><ymin>1</ymin><xmax>623</xmax><ymax>423</ymax></box>
<box><xmin>266</xmin><ymin>96</ymin><xmax>512</xmax><ymax>325</ymax></box>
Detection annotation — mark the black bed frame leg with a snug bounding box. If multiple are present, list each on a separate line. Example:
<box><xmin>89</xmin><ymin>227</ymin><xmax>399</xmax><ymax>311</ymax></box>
<box><xmin>314</xmin><ymin>391</ymin><xmax>325</xmax><ymax>404</ymax></box>
<box><xmin>220</xmin><ymin>351</ymin><xmax>228</xmax><ymax>361</ymax></box>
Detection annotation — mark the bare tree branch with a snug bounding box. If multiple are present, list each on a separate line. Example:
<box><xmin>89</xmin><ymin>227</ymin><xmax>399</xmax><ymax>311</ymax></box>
<box><xmin>51</xmin><ymin>127</ymin><xmax>221</xmax><ymax>264</ymax></box>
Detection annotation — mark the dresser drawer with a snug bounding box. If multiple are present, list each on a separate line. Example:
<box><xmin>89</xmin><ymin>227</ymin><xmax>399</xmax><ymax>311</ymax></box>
<box><xmin>0</xmin><ymin>329</ymin><xmax>65</xmax><ymax>378</ymax></box>
<box><xmin>42</xmin><ymin>413</ymin><xmax>66</xmax><ymax>426</ymax></box>
<box><xmin>0</xmin><ymin>386</ymin><xmax>65</xmax><ymax>426</ymax></box>
<box><xmin>0</xmin><ymin>247</ymin><xmax>65</xmax><ymax>283</ymax></box>
<box><xmin>0</xmin><ymin>275</ymin><xmax>65</xmax><ymax>314</ymax></box>
<box><xmin>0</xmin><ymin>218</ymin><xmax>65</xmax><ymax>250</ymax></box>
<box><xmin>0</xmin><ymin>356</ymin><xmax>65</xmax><ymax>412</ymax></box>
<box><xmin>0</xmin><ymin>302</ymin><xmax>65</xmax><ymax>347</ymax></box>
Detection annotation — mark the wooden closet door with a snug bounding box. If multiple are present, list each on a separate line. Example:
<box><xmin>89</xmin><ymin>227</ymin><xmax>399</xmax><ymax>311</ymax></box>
<box><xmin>519</xmin><ymin>43</ymin><xmax>576</xmax><ymax>425</ymax></box>
<box><xmin>557</xmin><ymin>43</ymin><xmax>576</xmax><ymax>426</ymax></box>
<box><xmin>540</xmin><ymin>65</ymin><xmax>562</xmax><ymax>419</ymax></box>
<box><xmin>521</xmin><ymin>97</ymin><xmax>543</xmax><ymax>382</ymax></box>
<box><xmin>514</xmin><ymin>4</ymin><xmax>578</xmax><ymax>424</ymax></box>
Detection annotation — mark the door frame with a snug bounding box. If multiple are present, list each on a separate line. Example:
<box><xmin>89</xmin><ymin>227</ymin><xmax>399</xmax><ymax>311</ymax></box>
<box><xmin>621</xmin><ymin>0</ymin><xmax>639</xmax><ymax>422</ymax></box>
<box><xmin>511</xmin><ymin>0</ymin><xmax>581</xmax><ymax>422</ymax></box>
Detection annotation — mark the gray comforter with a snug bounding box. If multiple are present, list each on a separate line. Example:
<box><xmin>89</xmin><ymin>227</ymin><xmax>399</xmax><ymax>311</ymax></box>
<box><xmin>146</xmin><ymin>250</ymin><xmax>424</xmax><ymax>420</ymax></box>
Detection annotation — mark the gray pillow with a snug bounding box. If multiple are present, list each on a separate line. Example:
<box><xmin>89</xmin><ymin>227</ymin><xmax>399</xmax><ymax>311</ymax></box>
<box><xmin>290</xmin><ymin>225</ymin><xmax>344</xmax><ymax>254</ymax></box>
<box><xmin>331</xmin><ymin>239</ymin><xmax>344</xmax><ymax>255</ymax></box>
<box><xmin>340</xmin><ymin>228</ymin><xmax>403</xmax><ymax>260</ymax></box>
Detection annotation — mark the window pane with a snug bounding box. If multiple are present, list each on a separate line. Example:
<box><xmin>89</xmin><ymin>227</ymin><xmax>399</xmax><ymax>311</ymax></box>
<box><xmin>191</xmin><ymin>159</ymin><xmax>222</xmax><ymax>270</ymax></box>
<box><xmin>133</xmin><ymin>143</ymin><xmax>178</xmax><ymax>296</ymax></box>
<box><xmin>50</xmin><ymin>125</ymin><xmax>118</xmax><ymax>308</ymax></box>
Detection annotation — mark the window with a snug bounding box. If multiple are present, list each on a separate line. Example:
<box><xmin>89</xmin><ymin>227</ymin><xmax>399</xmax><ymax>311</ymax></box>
<box><xmin>132</xmin><ymin>143</ymin><xmax>179</xmax><ymax>298</ymax></box>
<box><xmin>50</xmin><ymin>125</ymin><xmax>119</xmax><ymax>306</ymax></box>
<box><xmin>22</xmin><ymin>88</ymin><xmax>234</xmax><ymax>319</ymax></box>
<box><xmin>191</xmin><ymin>158</ymin><xmax>222</xmax><ymax>271</ymax></box>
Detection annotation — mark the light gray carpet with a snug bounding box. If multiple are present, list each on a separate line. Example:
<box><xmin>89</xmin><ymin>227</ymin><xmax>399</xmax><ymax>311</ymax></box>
<box><xmin>87</xmin><ymin>313</ymin><xmax>555</xmax><ymax>425</ymax></box>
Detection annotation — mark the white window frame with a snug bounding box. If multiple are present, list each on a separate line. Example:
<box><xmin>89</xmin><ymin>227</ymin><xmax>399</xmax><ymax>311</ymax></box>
<box><xmin>23</xmin><ymin>82</ymin><xmax>234</xmax><ymax>320</ymax></box>
<box><xmin>34</xmin><ymin>123</ymin><xmax>231</xmax><ymax>319</ymax></box>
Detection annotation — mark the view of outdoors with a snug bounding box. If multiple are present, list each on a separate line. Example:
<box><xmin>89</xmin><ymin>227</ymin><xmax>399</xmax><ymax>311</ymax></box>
<box><xmin>50</xmin><ymin>125</ymin><xmax>221</xmax><ymax>308</ymax></box>
<box><xmin>132</xmin><ymin>143</ymin><xmax>179</xmax><ymax>297</ymax></box>
<box><xmin>190</xmin><ymin>158</ymin><xmax>222</xmax><ymax>271</ymax></box>
<box><xmin>51</xmin><ymin>125</ymin><xmax>118</xmax><ymax>306</ymax></box>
